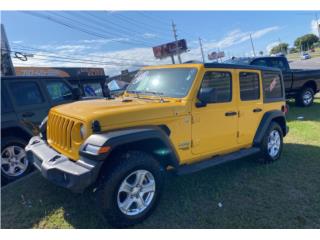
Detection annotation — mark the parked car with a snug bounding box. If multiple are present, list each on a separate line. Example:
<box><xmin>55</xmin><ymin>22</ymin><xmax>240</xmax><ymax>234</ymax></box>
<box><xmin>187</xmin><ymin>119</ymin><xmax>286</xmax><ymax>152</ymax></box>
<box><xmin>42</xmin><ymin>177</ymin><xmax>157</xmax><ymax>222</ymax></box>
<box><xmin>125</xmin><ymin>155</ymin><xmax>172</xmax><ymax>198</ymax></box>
<box><xmin>225</xmin><ymin>56</ymin><xmax>320</xmax><ymax>107</ymax></box>
<box><xmin>26</xmin><ymin>63</ymin><xmax>288</xmax><ymax>227</ymax></box>
<box><xmin>1</xmin><ymin>76</ymin><xmax>81</xmax><ymax>183</ymax></box>
<box><xmin>301</xmin><ymin>52</ymin><xmax>311</xmax><ymax>60</ymax></box>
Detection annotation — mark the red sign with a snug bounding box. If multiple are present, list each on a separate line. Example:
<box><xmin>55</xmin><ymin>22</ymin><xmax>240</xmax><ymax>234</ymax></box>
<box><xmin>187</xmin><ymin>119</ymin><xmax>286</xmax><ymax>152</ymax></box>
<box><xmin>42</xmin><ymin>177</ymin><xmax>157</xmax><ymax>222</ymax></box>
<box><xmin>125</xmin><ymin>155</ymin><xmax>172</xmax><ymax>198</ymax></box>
<box><xmin>208</xmin><ymin>51</ymin><xmax>225</xmax><ymax>60</ymax></box>
<box><xmin>153</xmin><ymin>39</ymin><xmax>187</xmax><ymax>59</ymax></box>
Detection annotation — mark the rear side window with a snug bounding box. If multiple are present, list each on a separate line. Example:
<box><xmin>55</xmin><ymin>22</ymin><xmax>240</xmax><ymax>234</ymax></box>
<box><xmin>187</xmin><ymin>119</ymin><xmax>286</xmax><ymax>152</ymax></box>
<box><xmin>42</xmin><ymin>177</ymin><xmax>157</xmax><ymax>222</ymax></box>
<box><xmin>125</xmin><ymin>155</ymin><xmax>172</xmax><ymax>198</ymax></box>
<box><xmin>1</xmin><ymin>85</ymin><xmax>13</xmax><ymax>113</ymax></box>
<box><xmin>266</xmin><ymin>59</ymin><xmax>288</xmax><ymax>71</ymax></box>
<box><xmin>46</xmin><ymin>81</ymin><xmax>73</xmax><ymax>102</ymax></box>
<box><xmin>239</xmin><ymin>72</ymin><xmax>260</xmax><ymax>101</ymax></box>
<box><xmin>251</xmin><ymin>59</ymin><xmax>268</xmax><ymax>67</ymax></box>
<box><xmin>200</xmin><ymin>71</ymin><xmax>232</xmax><ymax>103</ymax></box>
<box><xmin>262</xmin><ymin>72</ymin><xmax>283</xmax><ymax>100</ymax></box>
<box><xmin>9</xmin><ymin>81</ymin><xmax>44</xmax><ymax>106</ymax></box>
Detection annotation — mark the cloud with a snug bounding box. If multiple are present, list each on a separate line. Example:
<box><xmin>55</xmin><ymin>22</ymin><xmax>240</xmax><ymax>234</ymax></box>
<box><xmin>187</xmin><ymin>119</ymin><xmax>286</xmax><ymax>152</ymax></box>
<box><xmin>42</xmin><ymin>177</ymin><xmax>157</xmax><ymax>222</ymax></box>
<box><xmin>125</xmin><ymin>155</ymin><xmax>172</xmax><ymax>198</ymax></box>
<box><xmin>142</xmin><ymin>33</ymin><xmax>157</xmax><ymax>39</ymax></box>
<box><xmin>202</xmin><ymin>26</ymin><xmax>280</xmax><ymax>51</ymax></box>
<box><xmin>311</xmin><ymin>19</ymin><xmax>320</xmax><ymax>35</ymax></box>
<box><xmin>12</xmin><ymin>40</ymin><xmax>23</xmax><ymax>44</ymax></box>
<box><xmin>11</xmin><ymin>25</ymin><xmax>281</xmax><ymax>76</ymax></box>
<box><xmin>266</xmin><ymin>41</ymin><xmax>280</xmax><ymax>54</ymax></box>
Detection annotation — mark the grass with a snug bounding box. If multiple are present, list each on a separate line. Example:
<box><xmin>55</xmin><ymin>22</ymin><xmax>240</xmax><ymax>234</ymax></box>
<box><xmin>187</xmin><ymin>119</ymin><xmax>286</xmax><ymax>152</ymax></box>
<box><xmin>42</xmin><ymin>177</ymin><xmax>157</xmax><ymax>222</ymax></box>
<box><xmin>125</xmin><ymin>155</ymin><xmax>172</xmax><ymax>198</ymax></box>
<box><xmin>287</xmin><ymin>47</ymin><xmax>320</xmax><ymax>61</ymax></box>
<box><xmin>1</xmin><ymin>98</ymin><xmax>320</xmax><ymax>229</ymax></box>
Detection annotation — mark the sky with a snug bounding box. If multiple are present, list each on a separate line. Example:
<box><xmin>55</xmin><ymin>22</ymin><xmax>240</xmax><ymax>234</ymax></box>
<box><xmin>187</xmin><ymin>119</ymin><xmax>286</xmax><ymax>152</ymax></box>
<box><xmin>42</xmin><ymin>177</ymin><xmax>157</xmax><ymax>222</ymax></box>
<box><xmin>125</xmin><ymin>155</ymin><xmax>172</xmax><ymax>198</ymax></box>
<box><xmin>1</xmin><ymin>11</ymin><xmax>319</xmax><ymax>76</ymax></box>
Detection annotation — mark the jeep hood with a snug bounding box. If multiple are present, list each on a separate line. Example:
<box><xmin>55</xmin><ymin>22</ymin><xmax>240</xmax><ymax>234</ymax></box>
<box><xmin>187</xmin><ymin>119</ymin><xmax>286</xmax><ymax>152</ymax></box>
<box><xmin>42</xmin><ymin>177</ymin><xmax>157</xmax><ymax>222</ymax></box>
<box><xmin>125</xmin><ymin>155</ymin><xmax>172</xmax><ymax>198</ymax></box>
<box><xmin>50</xmin><ymin>97</ymin><xmax>189</xmax><ymax>129</ymax></box>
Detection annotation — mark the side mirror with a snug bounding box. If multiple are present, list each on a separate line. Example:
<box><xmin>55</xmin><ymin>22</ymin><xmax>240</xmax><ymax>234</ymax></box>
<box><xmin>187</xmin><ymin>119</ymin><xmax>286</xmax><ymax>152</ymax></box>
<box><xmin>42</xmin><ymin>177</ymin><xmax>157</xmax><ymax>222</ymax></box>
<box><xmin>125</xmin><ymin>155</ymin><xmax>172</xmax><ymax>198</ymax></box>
<box><xmin>196</xmin><ymin>88</ymin><xmax>216</xmax><ymax>108</ymax></box>
<box><xmin>72</xmin><ymin>88</ymin><xmax>81</xmax><ymax>100</ymax></box>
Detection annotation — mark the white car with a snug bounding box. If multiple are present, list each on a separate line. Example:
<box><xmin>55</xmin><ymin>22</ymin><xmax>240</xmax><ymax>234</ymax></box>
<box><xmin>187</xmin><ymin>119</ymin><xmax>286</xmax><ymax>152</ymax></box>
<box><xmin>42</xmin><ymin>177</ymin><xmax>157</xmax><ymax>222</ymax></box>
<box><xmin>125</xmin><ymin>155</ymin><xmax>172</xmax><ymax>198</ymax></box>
<box><xmin>301</xmin><ymin>53</ymin><xmax>311</xmax><ymax>60</ymax></box>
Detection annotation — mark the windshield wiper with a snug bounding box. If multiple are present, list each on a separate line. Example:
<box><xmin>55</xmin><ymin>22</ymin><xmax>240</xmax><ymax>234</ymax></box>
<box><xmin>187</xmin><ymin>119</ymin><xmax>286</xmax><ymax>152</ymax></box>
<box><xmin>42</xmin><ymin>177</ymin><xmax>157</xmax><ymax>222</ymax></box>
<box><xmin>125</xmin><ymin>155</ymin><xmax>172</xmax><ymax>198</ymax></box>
<box><xmin>138</xmin><ymin>91</ymin><xmax>165</xmax><ymax>102</ymax></box>
<box><xmin>127</xmin><ymin>90</ymin><xmax>165</xmax><ymax>102</ymax></box>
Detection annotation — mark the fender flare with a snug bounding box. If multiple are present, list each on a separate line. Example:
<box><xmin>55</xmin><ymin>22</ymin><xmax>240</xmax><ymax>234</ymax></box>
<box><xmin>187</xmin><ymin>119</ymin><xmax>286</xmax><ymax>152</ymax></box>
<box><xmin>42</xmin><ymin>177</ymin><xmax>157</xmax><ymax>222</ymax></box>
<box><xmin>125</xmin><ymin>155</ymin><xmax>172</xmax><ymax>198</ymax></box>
<box><xmin>253</xmin><ymin>110</ymin><xmax>288</xmax><ymax>146</ymax></box>
<box><xmin>79</xmin><ymin>126</ymin><xmax>180</xmax><ymax>168</ymax></box>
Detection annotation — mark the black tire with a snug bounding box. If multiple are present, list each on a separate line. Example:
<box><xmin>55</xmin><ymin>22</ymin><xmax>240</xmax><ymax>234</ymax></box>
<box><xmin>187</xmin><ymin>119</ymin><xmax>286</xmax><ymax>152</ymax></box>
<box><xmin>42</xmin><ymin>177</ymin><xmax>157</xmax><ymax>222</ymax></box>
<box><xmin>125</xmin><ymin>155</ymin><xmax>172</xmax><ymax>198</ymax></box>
<box><xmin>1</xmin><ymin>136</ymin><xmax>33</xmax><ymax>182</ymax></box>
<box><xmin>259</xmin><ymin>122</ymin><xmax>283</xmax><ymax>164</ymax></box>
<box><xmin>296</xmin><ymin>87</ymin><xmax>314</xmax><ymax>107</ymax></box>
<box><xmin>97</xmin><ymin>151</ymin><xmax>164</xmax><ymax>228</ymax></box>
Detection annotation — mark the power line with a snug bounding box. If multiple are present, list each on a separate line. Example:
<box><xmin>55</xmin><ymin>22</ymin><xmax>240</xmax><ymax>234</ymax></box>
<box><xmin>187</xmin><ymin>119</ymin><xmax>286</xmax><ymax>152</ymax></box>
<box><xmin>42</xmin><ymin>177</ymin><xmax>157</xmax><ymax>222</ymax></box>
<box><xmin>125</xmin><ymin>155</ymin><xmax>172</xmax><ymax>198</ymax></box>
<box><xmin>4</xmin><ymin>47</ymin><xmax>148</xmax><ymax>67</ymax></box>
<box><xmin>82</xmin><ymin>12</ymin><xmax>172</xmax><ymax>43</ymax></box>
<box><xmin>48</xmin><ymin>11</ymin><xmax>155</xmax><ymax>47</ymax></box>
<box><xmin>11</xmin><ymin>42</ymin><xmax>157</xmax><ymax>64</ymax></box>
<box><xmin>114</xmin><ymin>12</ymin><xmax>172</xmax><ymax>36</ymax></box>
<box><xmin>24</xmin><ymin>11</ymin><xmax>153</xmax><ymax>48</ymax></box>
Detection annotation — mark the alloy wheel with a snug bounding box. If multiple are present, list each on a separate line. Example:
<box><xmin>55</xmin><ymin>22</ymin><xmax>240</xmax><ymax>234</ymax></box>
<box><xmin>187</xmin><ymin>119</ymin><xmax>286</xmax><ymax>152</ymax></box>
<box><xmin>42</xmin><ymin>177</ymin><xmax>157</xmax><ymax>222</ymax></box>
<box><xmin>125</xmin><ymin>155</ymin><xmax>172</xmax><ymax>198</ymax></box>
<box><xmin>1</xmin><ymin>145</ymin><xmax>28</xmax><ymax>177</ymax></box>
<box><xmin>117</xmin><ymin>169</ymin><xmax>156</xmax><ymax>216</ymax></box>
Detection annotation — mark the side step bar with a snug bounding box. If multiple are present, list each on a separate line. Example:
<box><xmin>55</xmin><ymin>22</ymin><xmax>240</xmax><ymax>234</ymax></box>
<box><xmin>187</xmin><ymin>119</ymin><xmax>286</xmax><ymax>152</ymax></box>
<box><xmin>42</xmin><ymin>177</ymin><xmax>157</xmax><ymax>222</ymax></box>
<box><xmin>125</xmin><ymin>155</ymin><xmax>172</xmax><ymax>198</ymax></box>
<box><xmin>177</xmin><ymin>147</ymin><xmax>260</xmax><ymax>175</ymax></box>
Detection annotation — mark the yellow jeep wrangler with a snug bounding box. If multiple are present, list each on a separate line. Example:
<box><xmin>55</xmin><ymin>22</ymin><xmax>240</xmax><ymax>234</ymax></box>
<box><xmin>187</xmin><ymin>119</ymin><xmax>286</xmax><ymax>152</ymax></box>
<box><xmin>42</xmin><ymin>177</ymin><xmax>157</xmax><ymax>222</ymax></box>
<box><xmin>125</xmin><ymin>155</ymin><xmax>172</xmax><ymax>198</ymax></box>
<box><xmin>26</xmin><ymin>63</ymin><xmax>289</xmax><ymax>227</ymax></box>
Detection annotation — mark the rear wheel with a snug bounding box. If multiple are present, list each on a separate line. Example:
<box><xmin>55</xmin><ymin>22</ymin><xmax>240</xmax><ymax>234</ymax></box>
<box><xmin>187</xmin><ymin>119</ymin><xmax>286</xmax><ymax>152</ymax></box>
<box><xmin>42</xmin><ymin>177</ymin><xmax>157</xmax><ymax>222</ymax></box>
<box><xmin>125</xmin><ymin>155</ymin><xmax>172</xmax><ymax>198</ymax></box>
<box><xmin>1</xmin><ymin>136</ymin><xmax>33</xmax><ymax>182</ymax></box>
<box><xmin>97</xmin><ymin>151</ymin><xmax>164</xmax><ymax>227</ymax></box>
<box><xmin>259</xmin><ymin>122</ymin><xmax>283</xmax><ymax>163</ymax></box>
<box><xmin>296</xmin><ymin>87</ymin><xmax>314</xmax><ymax>107</ymax></box>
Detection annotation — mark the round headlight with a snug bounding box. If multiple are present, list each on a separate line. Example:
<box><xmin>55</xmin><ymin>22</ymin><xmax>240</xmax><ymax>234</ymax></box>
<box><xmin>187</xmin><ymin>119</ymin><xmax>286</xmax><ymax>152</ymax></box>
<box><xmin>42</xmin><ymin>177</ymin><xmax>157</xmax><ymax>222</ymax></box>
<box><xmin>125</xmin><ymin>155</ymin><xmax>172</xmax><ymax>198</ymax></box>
<box><xmin>80</xmin><ymin>125</ymin><xmax>86</xmax><ymax>139</ymax></box>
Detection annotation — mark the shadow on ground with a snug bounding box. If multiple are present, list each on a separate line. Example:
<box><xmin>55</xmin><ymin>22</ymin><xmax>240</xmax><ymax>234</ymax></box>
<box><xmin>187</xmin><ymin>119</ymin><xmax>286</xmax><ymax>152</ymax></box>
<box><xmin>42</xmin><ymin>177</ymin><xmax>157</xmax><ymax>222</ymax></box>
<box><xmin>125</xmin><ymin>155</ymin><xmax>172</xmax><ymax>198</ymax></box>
<box><xmin>2</xmin><ymin>143</ymin><xmax>320</xmax><ymax>229</ymax></box>
<box><xmin>286</xmin><ymin>98</ymin><xmax>320</xmax><ymax>123</ymax></box>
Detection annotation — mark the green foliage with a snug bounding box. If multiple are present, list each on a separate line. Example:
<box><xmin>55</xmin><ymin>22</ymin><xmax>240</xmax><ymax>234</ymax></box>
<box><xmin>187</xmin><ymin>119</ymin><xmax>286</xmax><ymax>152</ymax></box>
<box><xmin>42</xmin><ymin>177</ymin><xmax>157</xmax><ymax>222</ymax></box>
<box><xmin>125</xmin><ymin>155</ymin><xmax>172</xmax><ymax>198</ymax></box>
<box><xmin>294</xmin><ymin>34</ymin><xmax>319</xmax><ymax>51</ymax></box>
<box><xmin>289</xmin><ymin>48</ymin><xmax>299</xmax><ymax>54</ymax></box>
<box><xmin>312</xmin><ymin>41</ymin><xmax>320</xmax><ymax>48</ymax></box>
<box><xmin>270</xmin><ymin>43</ymin><xmax>289</xmax><ymax>54</ymax></box>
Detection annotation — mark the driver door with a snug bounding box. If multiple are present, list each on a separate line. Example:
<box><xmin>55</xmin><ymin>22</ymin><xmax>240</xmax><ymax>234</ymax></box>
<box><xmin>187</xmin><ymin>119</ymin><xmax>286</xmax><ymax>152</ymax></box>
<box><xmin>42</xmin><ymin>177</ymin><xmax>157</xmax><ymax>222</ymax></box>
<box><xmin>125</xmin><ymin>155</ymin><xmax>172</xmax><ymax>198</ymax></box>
<box><xmin>191</xmin><ymin>69</ymin><xmax>238</xmax><ymax>156</ymax></box>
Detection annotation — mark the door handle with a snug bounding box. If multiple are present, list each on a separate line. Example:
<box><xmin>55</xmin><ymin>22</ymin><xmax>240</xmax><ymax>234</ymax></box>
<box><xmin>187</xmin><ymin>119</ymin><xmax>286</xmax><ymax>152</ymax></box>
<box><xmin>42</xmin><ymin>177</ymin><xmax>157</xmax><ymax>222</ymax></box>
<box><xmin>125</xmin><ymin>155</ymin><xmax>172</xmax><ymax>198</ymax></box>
<box><xmin>253</xmin><ymin>108</ymin><xmax>262</xmax><ymax>113</ymax></box>
<box><xmin>225</xmin><ymin>111</ymin><xmax>237</xmax><ymax>117</ymax></box>
<box><xmin>22</xmin><ymin>112</ymin><xmax>35</xmax><ymax>117</ymax></box>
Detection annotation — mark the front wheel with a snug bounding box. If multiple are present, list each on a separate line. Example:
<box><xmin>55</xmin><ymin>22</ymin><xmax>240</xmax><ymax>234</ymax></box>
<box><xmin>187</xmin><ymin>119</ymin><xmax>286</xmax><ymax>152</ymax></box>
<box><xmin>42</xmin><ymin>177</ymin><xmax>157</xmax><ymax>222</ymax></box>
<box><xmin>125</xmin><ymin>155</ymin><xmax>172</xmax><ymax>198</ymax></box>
<box><xmin>259</xmin><ymin>122</ymin><xmax>283</xmax><ymax>163</ymax></box>
<box><xmin>97</xmin><ymin>151</ymin><xmax>164</xmax><ymax>227</ymax></box>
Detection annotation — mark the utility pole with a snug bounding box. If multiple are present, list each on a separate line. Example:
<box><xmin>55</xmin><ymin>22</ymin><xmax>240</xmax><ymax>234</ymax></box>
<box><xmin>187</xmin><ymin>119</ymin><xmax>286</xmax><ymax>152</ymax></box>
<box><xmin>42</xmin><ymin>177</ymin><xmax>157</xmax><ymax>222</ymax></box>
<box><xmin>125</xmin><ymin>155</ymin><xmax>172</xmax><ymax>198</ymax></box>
<box><xmin>199</xmin><ymin>37</ymin><xmax>205</xmax><ymax>63</ymax></box>
<box><xmin>278</xmin><ymin>38</ymin><xmax>283</xmax><ymax>54</ymax></box>
<box><xmin>316</xmin><ymin>13</ymin><xmax>320</xmax><ymax>38</ymax></box>
<box><xmin>172</xmin><ymin>20</ymin><xmax>182</xmax><ymax>64</ymax></box>
<box><xmin>249</xmin><ymin>34</ymin><xmax>256</xmax><ymax>57</ymax></box>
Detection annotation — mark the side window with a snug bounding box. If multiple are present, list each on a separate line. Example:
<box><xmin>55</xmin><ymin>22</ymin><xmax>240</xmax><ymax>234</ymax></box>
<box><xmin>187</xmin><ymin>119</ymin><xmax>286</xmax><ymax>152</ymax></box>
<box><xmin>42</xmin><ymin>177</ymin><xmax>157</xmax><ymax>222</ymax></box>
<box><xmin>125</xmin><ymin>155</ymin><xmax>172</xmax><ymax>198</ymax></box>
<box><xmin>83</xmin><ymin>82</ymin><xmax>103</xmax><ymax>97</ymax></box>
<box><xmin>239</xmin><ymin>72</ymin><xmax>260</xmax><ymax>101</ymax></box>
<box><xmin>199</xmin><ymin>71</ymin><xmax>232</xmax><ymax>103</ymax></box>
<box><xmin>9</xmin><ymin>81</ymin><xmax>44</xmax><ymax>106</ymax></box>
<box><xmin>1</xmin><ymin>85</ymin><xmax>14</xmax><ymax>113</ymax></box>
<box><xmin>262</xmin><ymin>72</ymin><xmax>283</xmax><ymax>100</ymax></box>
<box><xmin>46</xmin><ymin>81</ymin><xmax>73</xmax><ymax>102</ymax></box>
<box><xmin>251</xmin><ymin>59</ymin><xmax>267</xmax><ymax>67</ymax></box>
<box><xmin>267</xmin><ymin>59</ymin><xmax>287</xmax><ymax>71</ymax></box>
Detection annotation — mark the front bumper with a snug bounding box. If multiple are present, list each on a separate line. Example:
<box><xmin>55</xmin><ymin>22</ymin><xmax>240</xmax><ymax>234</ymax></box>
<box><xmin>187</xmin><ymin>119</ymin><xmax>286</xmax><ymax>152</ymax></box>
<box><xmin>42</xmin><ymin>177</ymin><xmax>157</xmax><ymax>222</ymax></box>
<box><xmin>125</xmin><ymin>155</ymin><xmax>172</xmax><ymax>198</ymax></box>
<box><xmin>25</xmin><ymin>136</ymin><xmax>103</xmax><ymax>193</ymax></box>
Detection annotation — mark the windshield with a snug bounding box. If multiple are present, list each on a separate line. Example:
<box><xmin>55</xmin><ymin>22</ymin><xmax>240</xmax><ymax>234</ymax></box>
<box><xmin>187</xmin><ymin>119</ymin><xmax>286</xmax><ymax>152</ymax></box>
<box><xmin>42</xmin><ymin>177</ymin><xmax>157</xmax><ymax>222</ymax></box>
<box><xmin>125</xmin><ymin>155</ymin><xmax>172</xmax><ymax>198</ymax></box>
<box><xmin>126</xmin><ymin>68</ymin><xmax>198</xmax><ymax>98</ymax></box>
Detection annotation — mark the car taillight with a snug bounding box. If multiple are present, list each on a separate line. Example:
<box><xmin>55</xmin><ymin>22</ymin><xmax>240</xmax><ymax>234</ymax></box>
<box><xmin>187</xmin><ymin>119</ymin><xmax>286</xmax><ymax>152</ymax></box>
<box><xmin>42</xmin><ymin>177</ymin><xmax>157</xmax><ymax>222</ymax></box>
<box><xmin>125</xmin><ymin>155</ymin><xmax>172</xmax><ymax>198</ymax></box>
<box><xmin>281</xmin><ymin>104</ymin><xmax>289</xmax><ymax>115</ymax></box>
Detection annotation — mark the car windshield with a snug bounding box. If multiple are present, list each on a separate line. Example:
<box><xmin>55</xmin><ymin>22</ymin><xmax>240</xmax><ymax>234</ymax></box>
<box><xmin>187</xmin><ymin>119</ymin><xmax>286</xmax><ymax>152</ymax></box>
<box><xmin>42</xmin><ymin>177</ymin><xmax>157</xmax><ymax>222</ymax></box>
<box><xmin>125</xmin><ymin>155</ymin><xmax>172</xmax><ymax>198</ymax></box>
<box><xmin>126</xmin><ymin>68</ymin><xmax>198</xmax><ymax>98</ymax></box>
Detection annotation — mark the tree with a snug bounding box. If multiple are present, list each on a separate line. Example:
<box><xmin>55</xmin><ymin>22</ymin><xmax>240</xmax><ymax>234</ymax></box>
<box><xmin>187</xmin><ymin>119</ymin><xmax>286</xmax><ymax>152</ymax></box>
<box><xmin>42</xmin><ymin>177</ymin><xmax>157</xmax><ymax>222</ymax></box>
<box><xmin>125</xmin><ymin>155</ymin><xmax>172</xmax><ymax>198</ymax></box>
<box><xmin>294</xmin><ymin>34</ymin><xmax>319</xmax><ymax>51</ymax></box>
<box><xmin>259</xmin><ymin>51</ymin><xmax>264</xmax><ymax>56</ymax></box>
<box><xmin>270</xmin><ymin>43</ymin><xmax>289</xmax><ymax>55</ymax></box>
<box><xmin>289</xmin><ymin>47</ymin><xmax>299</xmax><ymax>54</ymax></box>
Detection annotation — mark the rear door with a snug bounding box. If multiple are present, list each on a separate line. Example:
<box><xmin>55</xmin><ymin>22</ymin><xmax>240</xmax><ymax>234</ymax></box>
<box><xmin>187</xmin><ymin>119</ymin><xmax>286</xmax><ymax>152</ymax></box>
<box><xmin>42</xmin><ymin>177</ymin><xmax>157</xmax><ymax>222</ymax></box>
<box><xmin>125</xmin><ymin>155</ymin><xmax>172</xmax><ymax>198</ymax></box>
<box><xmin>42</xmin><ymin>79</ymin><xmax>75</xmax><ymax>107</ymax></box>
<box><xmin>266</xmin><ymin>58</ymin><xmax>292</xmax><ymax>91</ymax></box>
<box><xmin>237</xmin><ymin>70</ymin><xmax>264</xmax><ymax>145</ymax></box>
<box><xmin>251</xmin><ymin>58</ymin><xmax>292</xmax><ymax>91</ymax></box>
<box><xmin>6</xmin><ymin>80</ymin><xmax>50</xmax><ymax>135</ymax></box>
